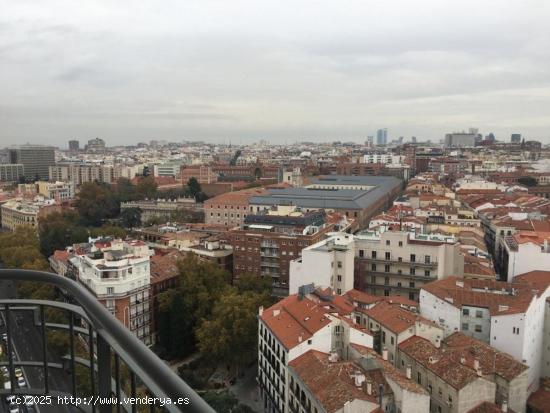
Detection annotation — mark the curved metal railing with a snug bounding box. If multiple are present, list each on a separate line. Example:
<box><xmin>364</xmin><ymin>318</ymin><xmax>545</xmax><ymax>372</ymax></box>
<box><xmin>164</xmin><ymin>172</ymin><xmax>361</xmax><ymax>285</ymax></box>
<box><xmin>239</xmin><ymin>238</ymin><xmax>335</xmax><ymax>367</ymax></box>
<box><xmin>0</xmin><ymin>269</ymin><xmax>215</xmax><ymax>413</ymax></box>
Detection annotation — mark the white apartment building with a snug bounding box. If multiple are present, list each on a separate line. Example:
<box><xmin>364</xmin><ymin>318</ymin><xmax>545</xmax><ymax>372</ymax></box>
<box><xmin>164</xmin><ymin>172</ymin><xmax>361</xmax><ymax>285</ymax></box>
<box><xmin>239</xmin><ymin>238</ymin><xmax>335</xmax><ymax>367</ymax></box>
<box><xmin>354</xmin><ymin>229</ymin><xmax>464</xmax><ymax>301</ymax></box>
<box><xmin>258</xmin><ymin>290</ymin><xmax>374</xmax><ymax>413</ymax></box>
<box><xmin>37</xmin><ymin>181</ymin><xmax>75</xmax><ymax>200</ymax></box>
<box><xmin>363</xmin><ymin>154</ymin><xmax>406</xmax><ymax>165</ymax></box>
<box><xmin>71</xmin><ymin>238</ymin><xmax>153</xmax><ymax>344</ymax></box>
<box><xmin>289</xmin><ymin>233</ymin><xmax>355</xmax><ymax>296</ymax></box>
<box><xmin>499</xmin><ymin>231</ymin><xmax>550</xmax><ymax>282</ymax></box>
<box><xmin>419</xmin><ymin>273</ymin><xmax>550</xmax><ymax>394</ymax></box>
<box><xmin>0</xmin><ymin>198</ymin><xmax>58</xmax><ymax>231</ymax></box>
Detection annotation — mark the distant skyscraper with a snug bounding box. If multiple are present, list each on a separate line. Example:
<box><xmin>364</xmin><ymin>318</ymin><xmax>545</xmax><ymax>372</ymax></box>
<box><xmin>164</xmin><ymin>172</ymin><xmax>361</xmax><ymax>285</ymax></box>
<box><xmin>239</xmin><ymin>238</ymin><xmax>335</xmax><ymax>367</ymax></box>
<box><xmin>85</xmin><ymin>138</ymin><xmax>106</xmax><ymax>152</ymax></box>
<box><xmin>8</xmin><ymin>145</ymin><xmax>55</xmax><ymax>181</ymax></box>
<box><xmin>68</xmin><ymin>140</ymin><xmax>80</xmax><ymax>151</ymax></box>
<box><xmin>376</xmin><ymin>128</ymin><xmax>388</xmax><ymax>145</ymax></box>
<box><xmin>366</xmin><ymin>136</ymin><xmax>374</xmax><ymax>146</ymax></box>
<box><xmin>511</xmin><ymin>133</ymin><xmax>521</xmax><ymax>143</ymax></box>
<box><xmin>411</xmin><ymin>136</ymin><xmax>417</xmax><ymax>143</ymax></box>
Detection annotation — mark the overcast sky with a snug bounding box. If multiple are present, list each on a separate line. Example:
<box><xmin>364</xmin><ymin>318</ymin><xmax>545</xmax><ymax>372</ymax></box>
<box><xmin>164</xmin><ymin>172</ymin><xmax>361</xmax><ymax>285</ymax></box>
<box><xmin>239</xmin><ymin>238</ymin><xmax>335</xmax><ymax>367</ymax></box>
<box><xmin>1</xmin><ymin>0</ymin><xmax>550</xmax><ymax>147</ymax></box>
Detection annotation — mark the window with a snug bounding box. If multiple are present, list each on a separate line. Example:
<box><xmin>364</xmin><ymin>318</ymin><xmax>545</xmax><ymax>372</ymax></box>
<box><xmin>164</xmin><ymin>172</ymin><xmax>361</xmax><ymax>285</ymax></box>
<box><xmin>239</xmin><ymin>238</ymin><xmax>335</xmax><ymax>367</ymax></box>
<box><xmin>385</xmin><ymin>252</ymin><xmax>391</xmax><ymax>260</ymax></box>
<box><xmin>409</xmin><ymin>292</ymin><xmax>415</xmax><ymax>300</ymax></box>
<box><xmin>475</xmin><ymin>310</ymin><xmax>483</xmax><ymax>318</ymax></box>
<box><xmin>384</xmin><ymin>290</ymin><xmax>390</xmax><ymax>296</ymax></box>
<box><xmin>410</xmin><ymin>268</ymin><xmax>416</xmax><ymax>275</ymax></box>
<box><xmin>337</xmin><ymin>288</ymin><xmax>342</xmax><ymax>295</ymax></box>
<box><xmin>463</xmin><ymin>309</ymin><xmax>470</xmax><ymax>316</ymax></box>
<box><xmin>372</xmin><ymin>251</ymin><xmax>377</xmax><ymax>259</ymax></box>
<box><xmin>462</xmin><ymin>323</ymin><xmax>469</xmax><ymax>330</ymax></box>
<box><xmin>371</xmin><ymin>263</ymin><xmax>377</xmax><ymax>272</ymax></box>
<box><xmin>475</xmin><ymin>325</ymin><xmax>482</xmax><ymax>333</ymax></box>
<box><xmin>417</xmin><ymin>372</ymin><xmax>421</xmax><ymax>384</ymax></box>
<box><xmin>390</xmin><ymin>337</ymin><xmax>394</xmax><ymax>345</ymax></box>
<box><xmin>107</xmin><ymin>287</ymin><xmax>114</xmax><ymax>294</ymax></box>
<box><xmin>307</xmin><ymin>339</ymin><xmax>312</xmax><ymax>345</ymax></box>
<box><xmin>386</xmin><ymin>240</ymin><xmax>390</xmax><ymax>246</ymax></box>
<box><xmin>371</xmin><ymin>276</ymin><xmax>376</xmax><ymax>284</ymax></box>
<box><xmin>385</xmin><ymin>264</ymin><xmax>390</xmax><ymax>273</ymax></box>
<box><xmin>337</xmin><ymin>261</ymin><xmax>342</xmax><ymax>268</ymax></box>
<box><xmin>398</xmin><ymin>241</ymin><xmax>403</xmax><ymax>247</ymax></box>
<box><xmin>384</xmin><ymin>276</ymin><xmax>389</xmax><ymax>285</ymax></box>
<box><xmin>424</xmin><ymin>270</ymin><xmax>431</xmax><ymax>277</ymax></box>
<box><xmin>359</xmin><ymin>249</ymin><xmax>364</xmax><ymax>258</ymax></box>
<box><xmin>382</xmin><ymin>331</ymin><xmax>386</xmax><ymax>343</ymax></box>
<box><xmin>410</xmin><ymin>254</ymin><xmax>416</xmax><ymax>262</ymax></box>
<box><xmin>425</xmin><ymin>255</ymin><xmax>431</xmax><ymax>264</ymax></box>
<box><xmin>409</xmin><ymin>281</ymin><xmax>415</xmax><ymax>288</ymax></box>
<box><xmin>513</xmin><ymin>327</ymin><xmax>520</xmax><ymax>335</ymax></box>
<box><xmin>337</xmin><ymin>275</ymin><xmax>342</xmax><ymax>282</ymax></box>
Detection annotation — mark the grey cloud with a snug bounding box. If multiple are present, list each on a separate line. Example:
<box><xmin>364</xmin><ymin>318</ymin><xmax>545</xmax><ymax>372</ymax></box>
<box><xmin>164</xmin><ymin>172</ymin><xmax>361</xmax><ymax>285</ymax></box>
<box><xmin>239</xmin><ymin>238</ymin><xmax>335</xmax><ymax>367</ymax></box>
<box><xmin>1</xmin><ymin>0</ymin><xmax>550</xmax><ymax>145</ymax></box>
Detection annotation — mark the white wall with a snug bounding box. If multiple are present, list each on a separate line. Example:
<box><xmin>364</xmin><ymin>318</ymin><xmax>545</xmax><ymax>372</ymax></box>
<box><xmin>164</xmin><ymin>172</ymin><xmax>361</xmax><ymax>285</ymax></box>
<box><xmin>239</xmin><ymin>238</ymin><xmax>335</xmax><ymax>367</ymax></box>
<box><xmin>507</xmin><ymin>242</ymin><xmax>550</xmax><ymax>282</ymax></box>
<box><xmin>419</xmin><ymin>289</ymin><xmax>461</xmax><ymax>337</ymax></box>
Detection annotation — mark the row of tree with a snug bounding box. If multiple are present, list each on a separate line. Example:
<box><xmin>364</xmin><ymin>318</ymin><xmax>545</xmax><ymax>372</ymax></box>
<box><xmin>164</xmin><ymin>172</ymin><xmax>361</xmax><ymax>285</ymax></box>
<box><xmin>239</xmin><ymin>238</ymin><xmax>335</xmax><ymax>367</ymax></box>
<box><xmin>157</xmin><ymin>255</ymin><xmax>274</xmax><ymax>371</ymax></box>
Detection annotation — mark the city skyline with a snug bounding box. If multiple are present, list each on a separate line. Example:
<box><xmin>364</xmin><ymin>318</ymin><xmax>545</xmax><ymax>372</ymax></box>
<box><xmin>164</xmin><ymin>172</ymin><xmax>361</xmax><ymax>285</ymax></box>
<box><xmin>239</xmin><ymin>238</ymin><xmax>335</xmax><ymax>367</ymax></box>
<box><xmin>2</xmin><ymin>0</ymin><xmax>550</xmax><ymax>146</ymax></box>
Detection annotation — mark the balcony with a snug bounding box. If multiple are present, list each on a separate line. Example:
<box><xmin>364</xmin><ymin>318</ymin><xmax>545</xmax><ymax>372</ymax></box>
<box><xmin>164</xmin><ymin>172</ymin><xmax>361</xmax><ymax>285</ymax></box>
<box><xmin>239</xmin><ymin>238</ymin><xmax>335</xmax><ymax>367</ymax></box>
<box><xmin>0</xmin><ymin>269</ymin><xmax>214</xmax><ymax>413</ymax></box>
<box><xmin>368</xmin><ymin>270</ymin><xmax>437</xmax><ymax>281</ymax></box>
<box><xmin>366</xmin><ymin>257</ymin><xmax>438</xmax><ymax>268</ymax></box>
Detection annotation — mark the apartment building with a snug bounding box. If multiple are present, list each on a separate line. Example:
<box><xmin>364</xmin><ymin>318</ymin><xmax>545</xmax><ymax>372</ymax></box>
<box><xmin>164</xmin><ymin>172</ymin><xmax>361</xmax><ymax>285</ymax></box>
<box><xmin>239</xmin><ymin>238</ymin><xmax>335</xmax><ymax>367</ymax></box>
<box><xmin>49</xmin><ymin>162</ymin><xmax>117</xmax><ymax>185</ymax></box>
<box><xmin>354</xmin><ymin>229</ymin><xmax>464</xmax><ymax>301</ymax></box>
<box><xmin>289</xmin><ymin>233</ymin><xmax>355</xmax><ymax>296</ymax></box>
<box><xmin>259</xmin><ymin>286</ymin><xmax>433</xmax><ymax>413</ymax></box>
<box><xmin>397</xmin><ymin>333</ymin><xmax>528</xmax><ymax>413</ymax></box>
<box><xmin>352</xmin><ymin>300</ymin><xmax>444</xmax><ymax>365</ymax></box>
<box><xmin>229</xmin><ymin>208</ymin><xmax>343</xmax><ymax>295</ymax></box>
<box><xmin>0</xmin><ymin>198</ymin><xmax>60</xmax><ymax>231</ymax></box>
<box><xmin>0</xmin><ymin>164</ymin><xmax>24</xmax><ymax>183</ymax></box>
<box><xmin>36</xmin><ymin>181</ymin><xmax>75</xmax><ymax>200</ymax></box>
<box><xmin>8</xmin><ymin>145</ymin><xmax>55</xmax><ymax>181</ymax></box>
<box><xmin>204</xmin><ymin>187</ymin><xmax>268</xmax><ymax>227</ymax></box>
<box><xmin>70</xmin><ymin>238</ymin><xmax>152</xmax><ymax>344</ymax></box>
<box><xmin>499</xmin><ymin>231</ymin><xmax>550</xmax><ymax>282</ymax></box>
<box><xmin>180</xmin><ymin>165</ymin><xmax>218</xmax><ymax>184</ymax></box>
<box><xmin>419</xmin><ymin>273</ymin><xmax>550</xmax><ymax>393</ymax></box>
<box><xmin>287</xmin><ymin>348</ymin><xmax>429</xmax><ymax>413</ymax></box>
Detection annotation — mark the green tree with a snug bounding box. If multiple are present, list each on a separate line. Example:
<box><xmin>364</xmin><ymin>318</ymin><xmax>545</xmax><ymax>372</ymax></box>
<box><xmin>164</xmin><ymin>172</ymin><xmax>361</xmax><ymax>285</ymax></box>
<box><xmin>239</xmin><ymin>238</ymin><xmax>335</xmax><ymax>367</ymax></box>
<box><xmin>186</xmin><ymin>177</ymin><xmax>201</xmax><ymax>198</ymax></box>
<box><xmin>169</xmin><ymin>208</ymin><xmax>204</xmax><ymax>223</ymax></box>
<box><xmin>38</xmin><ymin>211</ymin><xmax>88</xmax><ymax>257</ymax></box>
<box><xmin>201</xmin><ymin>391</ymin><xmax>254</xmax><ymax>413</ymax></box>
<box><xmin>235</xmin><ymin>273</ymin><xmax>272</xmax><ymax>295</ymax></box>
<box><xmin>156</xmin><ymin>255</ymin><xmax>231</xmax><ymax>358</ymax></box>
<box><xmin>89</xmin><ymin>225</ymin><xmax>128</xmax><ymax>239</ymax></box>
<box><xmin>136</xmin><ymin>176</ymin><xmax>158</xmax><ymax>199</ymax></box>
<box><xmin>196</xmin><ymin>290</ymin><xmax>266</xmax><ymax>369</ymax></box>
<box><xmin>115</xmin><ymin>178</ymin><xmax>137</xmax><ymax>202</ymax></box>
<box><xmin>76</xmin><ymin>182</ymin><xmax>118</xmax><ymax>226</ymax></box>
<box><xmin>120</xmin><ymin>207</ymin><xmax>142</xmax><ymax>228</ymax></box>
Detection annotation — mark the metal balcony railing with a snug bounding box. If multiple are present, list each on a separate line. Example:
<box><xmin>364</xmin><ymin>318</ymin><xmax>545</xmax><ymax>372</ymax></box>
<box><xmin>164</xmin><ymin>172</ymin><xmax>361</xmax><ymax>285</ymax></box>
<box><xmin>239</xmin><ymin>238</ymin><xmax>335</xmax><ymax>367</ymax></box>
<box><xmin>0</xmin><ymin>269</ymin><xmax>214</xmax><ymax>413</ymax></box>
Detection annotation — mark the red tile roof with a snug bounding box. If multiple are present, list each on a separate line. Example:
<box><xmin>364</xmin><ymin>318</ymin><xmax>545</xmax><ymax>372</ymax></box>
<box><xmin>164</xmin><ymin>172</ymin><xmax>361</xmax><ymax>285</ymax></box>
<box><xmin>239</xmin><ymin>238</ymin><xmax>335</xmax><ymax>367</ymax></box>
<box><xmin>421</xmin><ymin>276</ymin><xmax>544</xmax><ymax>316</ymax></box>
<box><xmin>288</xmin><ymin>350</ymin><xmax>378</xmax><ymax>413</ymax></box>
<box><xmin>260</xmin><ymin>295</ymin><xmax>332</xmax><ymax>350</ymax></box>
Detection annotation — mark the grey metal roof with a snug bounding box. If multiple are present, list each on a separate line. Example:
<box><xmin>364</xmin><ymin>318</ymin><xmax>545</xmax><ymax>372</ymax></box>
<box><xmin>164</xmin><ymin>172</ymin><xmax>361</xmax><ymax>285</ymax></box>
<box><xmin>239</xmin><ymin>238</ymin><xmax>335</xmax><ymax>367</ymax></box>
<box><xmin>250</xmin><ymin>176</ymin><xmax>402</xmax><ymax>210</ymax></box>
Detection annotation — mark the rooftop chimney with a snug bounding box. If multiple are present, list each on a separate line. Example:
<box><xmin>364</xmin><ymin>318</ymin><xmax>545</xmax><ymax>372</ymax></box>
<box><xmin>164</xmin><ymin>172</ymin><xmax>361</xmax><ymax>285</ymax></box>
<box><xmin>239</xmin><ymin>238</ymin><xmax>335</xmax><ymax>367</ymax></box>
<box><xmin>406</xmin><ymin>365</ymin><xmax>412</xmax><ymax>379</ymax></box>
<box><xmin>366</xmin><ymin>380</ymin><xmax>372</xmax><ymax>395</ymax></box>
<box><xmin>382</xmin><ymin>348</ymin><xmax>388</xmax><ymax>361</ymax></box>
<box><xmin>259</xmin><ymin>306</ymin><xmax>264</xmax><ymax>316</ymax></box>
<box><xmin>354</xmin><ymin>373</ymin><xmax>366</xmax><ymax>387</ymax></box>
<box><xmin>273</xmin><ymin>309</ymin><xmax>280</xmax><ymax>317</ymax></box>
